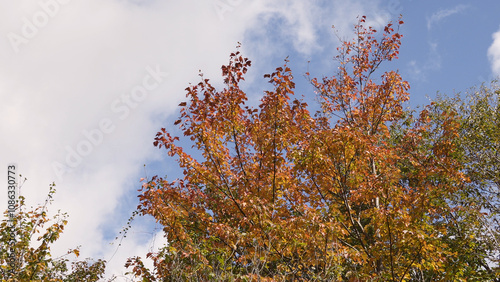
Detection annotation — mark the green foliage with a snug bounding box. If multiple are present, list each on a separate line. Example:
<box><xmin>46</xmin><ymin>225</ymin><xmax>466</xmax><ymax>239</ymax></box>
<box><xmin>64</xmin><ymin>259</ymin><xmax>107</xmax><ymax>282</ymax></box>
<box><xmin>0</xmin><ymin>183</ymin><xmax>109</xmax><ymax>282</ymax></box>
<box><xmin>429</xmin><ymin>82</ymin><xmax>500</xmax><ymax>281</ymax></box>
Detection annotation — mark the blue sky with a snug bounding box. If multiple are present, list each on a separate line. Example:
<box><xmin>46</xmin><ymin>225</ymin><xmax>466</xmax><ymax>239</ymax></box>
<box><xmin>396</xmin><ymin>1</ymin><xmax>499</xmax><ymax>102</ymax></box>
<box><xmin>1</xmin><ymin>0</ymin><xmax>499</xmax><ymax>279</ymax></box>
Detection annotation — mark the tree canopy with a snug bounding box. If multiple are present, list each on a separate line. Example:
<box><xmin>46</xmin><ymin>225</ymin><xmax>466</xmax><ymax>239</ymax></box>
<box><xmin>127</xmin><ymin>17</ymin><xmax>500</xmax><ymax>281</ymax></box>
<box><xmin>0</xmin><ymin>183</ymin><xmax>109</xmax><ymax>282</ymax></box>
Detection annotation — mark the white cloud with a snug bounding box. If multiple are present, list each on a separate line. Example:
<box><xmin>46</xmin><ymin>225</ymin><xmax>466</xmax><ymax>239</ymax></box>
<box><xmin>243</xmin><ymin>0</ymin><xmax>391</xmax><ymax>58</ymax></box>
<box><xmin>488</xmin><ymin>27</ymin><xmax>500</xmax><ymax>77</ymax></box>
<box><xmin>0</xmin><ymin>0</ymin><xmax>386</xmax><ymax>279</ymax></box>
<box><xmin>427</xmin><ymin>4</ymin><xmax>468</xmax><ymax>30</ymax></box>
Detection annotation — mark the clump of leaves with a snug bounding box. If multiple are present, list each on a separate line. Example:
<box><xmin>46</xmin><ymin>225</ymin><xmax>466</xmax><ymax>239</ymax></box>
<box><xmin>0</xmin><ymin>182</ymin><xmax>109</xmax><ymax>281</ymax></box>
<box><xmin>428</xmin><ymin>82</ymin><xmax>500</xmax><ymax>280</ymax></box>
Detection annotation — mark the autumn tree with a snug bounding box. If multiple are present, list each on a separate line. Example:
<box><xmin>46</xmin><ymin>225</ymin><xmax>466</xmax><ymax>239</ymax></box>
<box><xmin>0</xmin><ymin>182</ymin><xmax>109</xmax><ymax>282</ymax></box>
<box><xmin>128</xmin><ymin>17</ymin><xmax>491</xmax><ymax>281</ymax></box>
